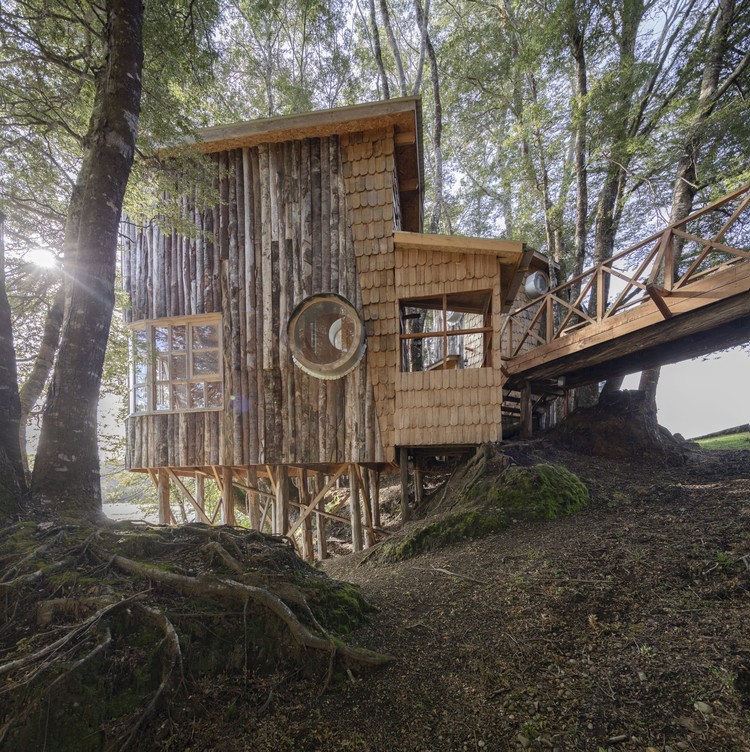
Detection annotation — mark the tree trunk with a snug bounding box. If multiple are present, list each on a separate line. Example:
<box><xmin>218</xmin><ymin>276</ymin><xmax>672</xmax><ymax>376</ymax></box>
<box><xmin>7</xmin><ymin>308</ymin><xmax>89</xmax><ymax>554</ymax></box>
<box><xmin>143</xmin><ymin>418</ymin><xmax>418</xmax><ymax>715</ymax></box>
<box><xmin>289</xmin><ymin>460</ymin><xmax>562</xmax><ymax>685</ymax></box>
<box><xmin>18</xmin><ymin>285</ymin><xmax>65</xmax><ymax>479</ymax></box>
<box><xmin>638</xmin><ymin>0</ymin><xmax>741</xmax><ymax>401</ymax></box>
<box><xmin>368</xmin><ymin>0</ymin><xmax>390</xmax><ymax>99</ymax></box>
<box><xmin>379</xmin><ymin>0</ymin><xmax>408</xmax><ymax>96</ymax></box>
<box><xmin>32</xmin><ymin>0</ymin><xmax>144</xmax><ymax>518</ymax></box>
<box><xmin>0</xmin><ymin>212</ymin><xmax>27</xmax><ymax>518</ymax></box>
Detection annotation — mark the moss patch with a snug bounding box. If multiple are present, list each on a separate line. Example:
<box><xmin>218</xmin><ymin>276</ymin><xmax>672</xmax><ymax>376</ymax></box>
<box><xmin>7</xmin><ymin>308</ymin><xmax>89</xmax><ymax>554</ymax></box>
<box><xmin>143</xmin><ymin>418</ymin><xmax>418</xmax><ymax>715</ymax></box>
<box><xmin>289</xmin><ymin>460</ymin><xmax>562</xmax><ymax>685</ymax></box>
<box><xmin>485</xmin><ymin>464</ymin><xmax>589</xmax><ymax>520</ymax></box>
<box><xmin>372</xmin><ymin>462</ymin><xmax>589</xmax><ymax>564</ymax></box>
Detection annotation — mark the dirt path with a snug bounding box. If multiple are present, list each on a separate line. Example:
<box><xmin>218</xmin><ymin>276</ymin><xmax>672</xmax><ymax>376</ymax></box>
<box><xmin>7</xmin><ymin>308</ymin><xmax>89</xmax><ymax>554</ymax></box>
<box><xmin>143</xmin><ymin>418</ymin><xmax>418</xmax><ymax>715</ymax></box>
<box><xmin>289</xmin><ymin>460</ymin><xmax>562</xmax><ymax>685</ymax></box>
<box><xmin>231</xmin><ymin>446</ymin><xmax>750</xmax><ymax>752</ymax></box>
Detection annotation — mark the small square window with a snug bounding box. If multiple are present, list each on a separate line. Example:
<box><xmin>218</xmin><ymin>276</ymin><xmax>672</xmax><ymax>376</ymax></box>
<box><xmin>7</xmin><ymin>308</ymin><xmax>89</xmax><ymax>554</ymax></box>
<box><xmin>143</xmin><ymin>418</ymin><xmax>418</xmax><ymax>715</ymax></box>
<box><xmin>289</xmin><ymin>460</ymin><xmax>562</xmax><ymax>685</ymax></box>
<box><xmin>399</xmin><ymin>291</ymin><xmax>492</xmax><ymax>372</ymax></box>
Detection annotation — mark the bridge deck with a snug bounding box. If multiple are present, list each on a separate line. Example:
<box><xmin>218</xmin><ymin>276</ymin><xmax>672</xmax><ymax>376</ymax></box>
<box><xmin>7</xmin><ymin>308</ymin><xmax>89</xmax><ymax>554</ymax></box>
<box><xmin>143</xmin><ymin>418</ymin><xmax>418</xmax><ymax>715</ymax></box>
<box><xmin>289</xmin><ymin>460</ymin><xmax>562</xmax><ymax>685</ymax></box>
<box><xmin>504</xmin><ymin>261</ymin><xmax>750</xmax><ymax>389</ymax></box>
<box><xmin>501</xmin><ymin>184</ymin><xmax>750</xmax><ymax>392</ymax></box>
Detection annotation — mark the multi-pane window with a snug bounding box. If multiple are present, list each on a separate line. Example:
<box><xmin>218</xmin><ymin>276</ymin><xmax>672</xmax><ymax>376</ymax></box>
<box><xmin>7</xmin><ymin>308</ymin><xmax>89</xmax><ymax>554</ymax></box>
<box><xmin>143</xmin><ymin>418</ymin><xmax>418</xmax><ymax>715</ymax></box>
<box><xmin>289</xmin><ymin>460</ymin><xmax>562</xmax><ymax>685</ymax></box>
<box><xmin>399</xmin><ymin>291</ymin><xmax>493</xmax><ymax>372</ymax></box>
<box><xmin>129</xmin><ymin>315</ymin><xmax>223</xmax><ymax>414</ymax></box>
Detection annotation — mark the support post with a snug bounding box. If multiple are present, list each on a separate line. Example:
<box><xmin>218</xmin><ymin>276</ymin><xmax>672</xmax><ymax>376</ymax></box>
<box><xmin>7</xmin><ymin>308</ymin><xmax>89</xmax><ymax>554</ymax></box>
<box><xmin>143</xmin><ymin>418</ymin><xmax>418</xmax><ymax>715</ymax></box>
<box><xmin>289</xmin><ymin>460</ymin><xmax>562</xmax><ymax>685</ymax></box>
<box><xmin>195</xmin><ymin>473</ymin><xmax>205</xmax><ymax>513</ymax></box>
<box><xmin>315</xmin><ymin>473</ymin><xmax>328</xmax><ymax>561</ymax></box>
<box><xmin>414</xmin><ymin>464</ymin><xmax>424</xmax><ymax>508</ymax></box>
<box><xmin>370</xmin><ymin>469</ymin><xmax>381</xmax><ymax>529</ymax></box>
<box><xmin>300</xmin><ymin>470</ymin><xmax>314</xmax><ymax>563</ymax></box>
<box><xmin>158</xmin><ymin>468</ymin><xmax>171</xmax><ymax>525</ymax></box>
<box><xmin>247</xmin><ymin>467</ymin><xmax>261</xmax><ymax>530</ymax></box>
<box><xmin>399</xmin><ymin>447</ymin><xmax>411</xmax><ymax>522</ymax></box>
<box><xmin>520</xmin><ymin>383</ymin><xmax>533</xmax><ymax>440</ymax></box>
<box><xmin>349</xmin><ymin>464</ymin><xmax>363</xmax><ymax>553</ymax></box>
<box><xmin>222</xmin><ymin>466</ymin><xmax>236</xmax><ymax>525</ymax></box>
<box><xmin>274</xmin><ymin>466</ymin><xmax>289</xmax><ymax>535</ymax></box>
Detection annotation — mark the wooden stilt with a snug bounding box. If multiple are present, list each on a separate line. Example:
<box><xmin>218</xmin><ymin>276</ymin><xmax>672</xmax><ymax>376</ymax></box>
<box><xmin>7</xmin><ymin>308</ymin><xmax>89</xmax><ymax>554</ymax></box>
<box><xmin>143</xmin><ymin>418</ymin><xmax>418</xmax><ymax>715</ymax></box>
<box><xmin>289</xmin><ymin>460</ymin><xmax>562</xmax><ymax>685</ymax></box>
<box><xmin>355</xmin><ymin>465</ymin><xmax>376</xmax><ymax>548</ymax></box>
<box><xmin>520</xmin><ymin>383</ymin><xmax>533</xmax><ymax>439</ymax></box>
<box><xmin>399</xmin><ymin>447</ymin><xmax>411</xmax><ymax>522</ymax></box>
<box><xmin>247</xmin><ymin>467</ymin><xmax>261</xmax><ymax>530</ymax></box>
<box><xmin>370</xmin><ymin>469</ymin><xmax>381</xmax><ymax>529</ymax></box>
<box><xmin>222</xmin><ymin>466</ymin><xmax>236</xmax><ymax>525</ymax></box>
<box><xmin>315</xmin><ymin>473</ymin><xmax>328</xmax><ymax>561</ymax></box>
<box><xmin>168</xmin><ymin>469</ymin><xmax>211</xmax><ymax>524</ymax></box>
<box><xmin>274</xmin><ymin>465</ymin><xmax>289</xmax><ymax>535</ymax></box>
<box><xmin>300</xmin><ymin>470</ymin><xmax>314</xmax><ymax>563</ymax></box>
<box><xmin>414</xmin><ymin>465</ymin><xmax>424</xmax><ymax>508</ymax></box>
<box><xmin>157</xmin><ymin>468</ymin><xmax>173</xmax><ymax>524</ymax></box>
<box><xmin>349</xmin><ymin>464</ymin><xmax>363</xmax><ymax>553</ymax></box>
<box><xmin>195</xmin><ymin>473</ymin><xmax>205</xmax><ymax>513</ymax></box>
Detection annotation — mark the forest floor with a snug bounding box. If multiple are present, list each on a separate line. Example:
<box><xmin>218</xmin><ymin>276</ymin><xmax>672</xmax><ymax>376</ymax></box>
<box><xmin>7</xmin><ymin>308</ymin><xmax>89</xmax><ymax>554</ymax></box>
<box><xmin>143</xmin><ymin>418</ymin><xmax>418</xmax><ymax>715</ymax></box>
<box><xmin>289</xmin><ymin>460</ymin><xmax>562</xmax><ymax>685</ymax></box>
<box><xmin>231</xmin><ymin>442</ymin><xmax>750</xmax><ymax>752</ymax></box>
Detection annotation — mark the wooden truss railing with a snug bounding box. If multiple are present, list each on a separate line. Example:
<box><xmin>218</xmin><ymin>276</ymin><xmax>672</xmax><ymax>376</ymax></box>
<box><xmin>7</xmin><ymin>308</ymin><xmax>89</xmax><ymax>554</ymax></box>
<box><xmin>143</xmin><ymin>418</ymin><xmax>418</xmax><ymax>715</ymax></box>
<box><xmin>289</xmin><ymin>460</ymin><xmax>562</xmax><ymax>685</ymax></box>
<box><xmin>502</xmin><ymin>183</ymin><xmax>750</xmax><ymax>359</ymax></box>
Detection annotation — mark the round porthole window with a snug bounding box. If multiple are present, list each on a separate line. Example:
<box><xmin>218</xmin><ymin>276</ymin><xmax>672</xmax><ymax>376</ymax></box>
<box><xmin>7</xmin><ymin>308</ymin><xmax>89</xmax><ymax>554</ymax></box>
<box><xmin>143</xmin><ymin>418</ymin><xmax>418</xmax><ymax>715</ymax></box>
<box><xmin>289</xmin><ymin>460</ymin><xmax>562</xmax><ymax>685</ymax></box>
<box><xmin>288</xmin><ymin>294</ymin><xmax>366</xmax><ymax>380</ymax></box>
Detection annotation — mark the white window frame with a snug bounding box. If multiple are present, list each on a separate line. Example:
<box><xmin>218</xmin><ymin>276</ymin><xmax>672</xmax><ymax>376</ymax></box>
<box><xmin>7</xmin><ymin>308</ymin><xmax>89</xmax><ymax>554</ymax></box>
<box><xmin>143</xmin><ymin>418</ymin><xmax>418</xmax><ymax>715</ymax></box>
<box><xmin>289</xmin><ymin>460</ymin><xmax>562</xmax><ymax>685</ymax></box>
<box><xmin>128</xmin><ymin>313</ymin><xmax>224</xmax><ymax>415</ymax></box>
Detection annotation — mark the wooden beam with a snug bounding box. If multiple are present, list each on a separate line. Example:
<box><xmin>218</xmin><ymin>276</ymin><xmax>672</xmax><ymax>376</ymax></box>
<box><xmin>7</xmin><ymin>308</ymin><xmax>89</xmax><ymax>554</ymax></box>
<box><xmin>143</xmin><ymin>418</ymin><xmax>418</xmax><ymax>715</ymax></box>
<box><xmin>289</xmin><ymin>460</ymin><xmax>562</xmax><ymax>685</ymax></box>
<box><xmin>169</xmin><ymin>97</ymin><xmax>421</xmax><ymax>154</ymax></box>
<box><xmin>354</xmin><ymin>464</ymin><xmax>376</xmax><ymax>549</ymax></box>
<box><xmin>247</xmin><ymin>468</ymin><xmax>261</xmax><ymax>530</ymax></box>
<box><xmin>349</xmin><ymin>465</ymin><xmax>363</xmax><ymax>553</ymax></box>
<box><xmin>274</xmin><ymin>466</ymin><xmax>289</xmax><ymax>535</ymax></box>
<box><xmin>167</xmin><ymin>469</ymin><xmax>212</xmax><ymax>524</ymax></box>
<box><xmin>287</xmin><ymin>464</ymin><xmax>348</xmax><ymax>538</ymax></box>
<box><xmin>222</xmin><ymin>466</ymin><xmax>236</xmax><ymax>526</ymax></box>
<box><xmin>315</xmin><ymin>472</ymin><xmax>328</xmax><ymax>561</ymax></box>
<box><xmin>157</xmin><ymin>468</ymin><xmax>174</xmax><ymax>525</ymax></box>
<box><xmin>520</xmin><ymin>384</ymin><xmax>532</xmax><ymax>440</ymax></box>
<box><xmin>300</xmin><ymin>470</ymin><xmax>314</xmax><ymax>563</ymax></box>
<box><xmin>646</xmin><ymin>284</ymin><xmax>673</xmax><ymax>320</ymax></box>
<box><xmin>394</xmin><ymin>230</ymin><xmax>524</xmax><ymax>259</ymax></box>
<box><xmin>399</xmin><ymin>447</ymin><xmax>411</xmax><ymax>522</ymax></box>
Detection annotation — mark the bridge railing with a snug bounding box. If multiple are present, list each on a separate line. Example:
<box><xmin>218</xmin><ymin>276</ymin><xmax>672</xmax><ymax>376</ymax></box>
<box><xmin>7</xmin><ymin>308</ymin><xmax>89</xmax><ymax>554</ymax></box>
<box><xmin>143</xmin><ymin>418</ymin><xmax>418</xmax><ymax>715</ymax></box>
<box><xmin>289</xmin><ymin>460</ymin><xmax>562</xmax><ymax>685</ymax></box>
<box><xmin>501</xmin><ymin>184</ymin><xmax>750</xmax><ymax>359</ymax></box>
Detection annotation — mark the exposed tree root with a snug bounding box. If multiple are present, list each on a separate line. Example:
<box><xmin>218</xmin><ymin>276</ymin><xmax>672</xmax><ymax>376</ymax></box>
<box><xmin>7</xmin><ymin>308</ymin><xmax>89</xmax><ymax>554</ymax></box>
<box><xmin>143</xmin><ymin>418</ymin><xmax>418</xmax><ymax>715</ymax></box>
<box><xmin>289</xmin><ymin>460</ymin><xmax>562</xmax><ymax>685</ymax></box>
<box><xmin>0</xmin><ymin>522</ymin><xmax>388</xmax><ymax>750</ymax></box>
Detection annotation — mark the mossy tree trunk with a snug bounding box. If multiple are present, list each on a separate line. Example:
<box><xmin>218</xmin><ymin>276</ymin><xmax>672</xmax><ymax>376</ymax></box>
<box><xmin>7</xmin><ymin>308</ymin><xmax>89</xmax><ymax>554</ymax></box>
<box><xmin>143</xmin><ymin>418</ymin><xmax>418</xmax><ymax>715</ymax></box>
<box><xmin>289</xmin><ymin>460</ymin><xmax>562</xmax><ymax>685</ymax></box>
<box><xmin>0</xmin><ymin>212</ymin><xmax>27</xmax><ymax>519</ymax></box>
<box><xmin>31</xmin><ymin>0</ymin><xmax>144</xmax><ymax>519</ymax></box>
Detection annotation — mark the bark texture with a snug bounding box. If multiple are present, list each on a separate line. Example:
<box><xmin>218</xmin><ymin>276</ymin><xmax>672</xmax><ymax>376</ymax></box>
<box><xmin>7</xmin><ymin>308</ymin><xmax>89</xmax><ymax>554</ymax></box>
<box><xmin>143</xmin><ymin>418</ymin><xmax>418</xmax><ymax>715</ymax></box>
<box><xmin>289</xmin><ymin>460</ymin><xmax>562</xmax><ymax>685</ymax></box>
<box><xmin>0</xmin><ymin>213</ymin><xmax>26</xmax><ymax>518</ymax></box>
<box><xmin>32</xmin><ymin>0</ymin><xmax>144</xmax><ymax>517</ymax></box>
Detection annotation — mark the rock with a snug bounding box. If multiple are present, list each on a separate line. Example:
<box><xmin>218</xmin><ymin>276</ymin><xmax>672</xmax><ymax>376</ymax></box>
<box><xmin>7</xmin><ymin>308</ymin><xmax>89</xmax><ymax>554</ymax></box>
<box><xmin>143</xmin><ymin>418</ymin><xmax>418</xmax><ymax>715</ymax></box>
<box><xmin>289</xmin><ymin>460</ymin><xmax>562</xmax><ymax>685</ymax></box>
<box><xmin>694</xmin><ymin>701</ymin><xmax>713</xmax><ymax>716</ymax></box>
<box><xmin>517</xmin><ymin>734</ymin><xmax>531</xmax><ymax>749</ymax></box>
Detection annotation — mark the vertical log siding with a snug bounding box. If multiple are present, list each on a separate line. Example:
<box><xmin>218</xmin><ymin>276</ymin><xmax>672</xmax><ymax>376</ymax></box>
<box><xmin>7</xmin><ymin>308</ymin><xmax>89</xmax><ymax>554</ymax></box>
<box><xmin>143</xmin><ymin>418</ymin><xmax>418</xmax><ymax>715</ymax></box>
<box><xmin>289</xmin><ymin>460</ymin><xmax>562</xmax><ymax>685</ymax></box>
<box><xmin>124</xmin><ymin>135</ymin><xmax>386</xmax><ymax>469</ymax></box>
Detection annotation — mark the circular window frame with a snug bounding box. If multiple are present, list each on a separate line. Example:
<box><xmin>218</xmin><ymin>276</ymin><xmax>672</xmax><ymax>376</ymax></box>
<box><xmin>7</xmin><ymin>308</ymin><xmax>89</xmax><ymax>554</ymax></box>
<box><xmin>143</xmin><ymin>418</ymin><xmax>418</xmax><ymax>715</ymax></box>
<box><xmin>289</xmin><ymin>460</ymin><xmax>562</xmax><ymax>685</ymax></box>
<box><xmin>287</xmin><ymin>293</ymin><xmax>366</xmax><ymax>380</ymax></box>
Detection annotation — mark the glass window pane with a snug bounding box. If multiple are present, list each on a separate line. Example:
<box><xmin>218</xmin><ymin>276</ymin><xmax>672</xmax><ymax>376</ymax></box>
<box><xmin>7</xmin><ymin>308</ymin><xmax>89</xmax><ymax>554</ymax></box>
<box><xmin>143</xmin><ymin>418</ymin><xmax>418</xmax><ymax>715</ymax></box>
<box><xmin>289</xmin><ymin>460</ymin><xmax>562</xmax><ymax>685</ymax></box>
<box><xmin>155</xmin><ymin>354</ymin><xmax>170</xmax><ymax>381</ymax></box>
<box><xmin>155</xmin><ymin>384</ymin><xmax>169</xmax><ymax>411</ymax></box>
<box><xmin>171</xmin><ymin>354</ymin><xmax>187</xmax><ymax>380</ymax></box>
<box><xmin>190</xmin><ymin>382</ymin><xmax>205</xmax><ymax>408</ymax></box>
<box><xmin>134</xmin><ymin>362</ymin><xmax>147</xmax><ymax>383</ymax></box>
<box><xmin>206</xmin><ymin>381</ymin><xmax>223</xmax><ymax>408</ymax></box>
<box><xmin>134</xmin><ymin>386</ymin><xmax>148</xmax><ymax>412</ymax></box>
<box><xmin>133</xmin><ymin>328</ymin><xmax>148</xmax><ymax>347</ymax></box>
<box><xmin>172</xmin><ymin>384</ymin><xmax>187</xmax><ymax>410</ymax></box>
<box><xmin>171</xmin><ymin>326</ymin><xmax>186</xmax><ymax>351</ymax></box>
<box><xmin>154</xmin><ymin>327</ymin><xmax>169</xmax><ymax>352</ymax></box>
<box><xmin>192</xmin><ymin>324</ymin><xmax>218</xmax><ymax>349</ymax></box>
<box><xmin>193</xmin><ymin>350</ymin><xmax>219</xmax><ymax>376</ymax></box>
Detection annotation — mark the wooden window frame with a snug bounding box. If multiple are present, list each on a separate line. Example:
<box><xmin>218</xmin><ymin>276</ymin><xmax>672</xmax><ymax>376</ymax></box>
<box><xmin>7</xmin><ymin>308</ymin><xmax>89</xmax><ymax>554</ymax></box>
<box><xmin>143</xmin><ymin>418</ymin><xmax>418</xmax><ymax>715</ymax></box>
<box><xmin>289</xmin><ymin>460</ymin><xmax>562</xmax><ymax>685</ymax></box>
<box><xmin>399</xmin><ymin>291</ymin><xmax>493</xmax><ymax>372</ymax></box>
<box><xmin>128</xmin><ymin>313</ymin><xmax>223</xmax><ymax>416</ymax></box>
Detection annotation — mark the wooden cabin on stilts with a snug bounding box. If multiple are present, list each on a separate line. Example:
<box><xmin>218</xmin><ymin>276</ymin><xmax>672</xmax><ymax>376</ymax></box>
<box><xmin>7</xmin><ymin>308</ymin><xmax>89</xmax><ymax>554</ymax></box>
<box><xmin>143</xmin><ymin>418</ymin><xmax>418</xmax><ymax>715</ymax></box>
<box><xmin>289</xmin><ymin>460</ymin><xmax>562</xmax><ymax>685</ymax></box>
<box><xmin>121</xmin><ymin>98</ymin><xmax>543</xmax><ymax>559</ymax></box>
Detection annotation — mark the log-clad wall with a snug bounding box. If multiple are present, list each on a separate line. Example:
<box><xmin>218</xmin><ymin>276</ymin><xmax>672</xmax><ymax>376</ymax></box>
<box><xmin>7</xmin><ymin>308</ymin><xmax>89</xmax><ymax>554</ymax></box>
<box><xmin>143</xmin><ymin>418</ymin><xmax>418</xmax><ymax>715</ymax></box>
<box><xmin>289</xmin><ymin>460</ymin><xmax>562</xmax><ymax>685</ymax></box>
<box><xmin>340</xmin><ymin>128</ymin><xmax>400</xmax><ymax>460</ymax></box>
<box><xmin>123</xmin><ymin>134</ymin><xmax>384</xmax><ymax>469</ymax></box>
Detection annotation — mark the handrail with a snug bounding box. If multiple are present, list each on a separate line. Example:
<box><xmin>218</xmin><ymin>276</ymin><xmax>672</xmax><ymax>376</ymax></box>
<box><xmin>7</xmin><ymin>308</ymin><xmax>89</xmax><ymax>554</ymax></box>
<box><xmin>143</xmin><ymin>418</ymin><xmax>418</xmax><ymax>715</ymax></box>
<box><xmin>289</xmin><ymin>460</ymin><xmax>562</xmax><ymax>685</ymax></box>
<box><xmin>501</xmin><ymin>183</ymin><xmax>750</xmax><ymax>359</ymax></box>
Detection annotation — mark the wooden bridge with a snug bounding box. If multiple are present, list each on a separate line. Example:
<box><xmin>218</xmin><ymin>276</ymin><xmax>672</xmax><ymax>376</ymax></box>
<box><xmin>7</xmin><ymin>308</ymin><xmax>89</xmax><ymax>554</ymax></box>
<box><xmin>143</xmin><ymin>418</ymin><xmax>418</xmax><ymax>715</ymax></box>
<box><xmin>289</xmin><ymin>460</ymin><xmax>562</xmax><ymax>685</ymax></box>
<box><xmin>501</xmin><ymin>184</ymin><xmax>750</xmax><ymax>431</ymax></box>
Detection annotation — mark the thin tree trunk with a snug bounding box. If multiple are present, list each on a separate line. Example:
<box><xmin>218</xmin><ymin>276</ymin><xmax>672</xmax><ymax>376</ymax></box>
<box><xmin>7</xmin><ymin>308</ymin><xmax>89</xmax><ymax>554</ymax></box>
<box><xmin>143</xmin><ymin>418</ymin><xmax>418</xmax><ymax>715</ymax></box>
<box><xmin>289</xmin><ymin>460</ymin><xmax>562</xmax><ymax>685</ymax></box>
<box><xmin>368</xmin><ymin>0</ymin><xmax>390</xmax><ymax>98</ymax></box>
<box><xmin>412</xmin><ymin>0</ymin><xmax>429</xmax><ymax>95</ymax></box>
<box><xmin>18</xmin><ymin>285</ymin><xmax>65</xmax><ymax>478</ymax></box>
<box><xmin>425</xmin><ymin>28</ymin><xmax>444</xmax><ymax>233</ymax></box>
<box><xmin>569</xmin><ymin>17</ymin><xmax>588</xmax><ymax>283</ymax></box>
<box><xmin>639</xmin><ymin>0</ymin><xmax>741</xmax><ymax>402</ymax></box>
<box><xmin>32</xmin><ymin>0</ymin><xmax>144</xmax><ymax>518</ymax></box>
<box><xmin>0</xmin><ymin>212</ymin><xmax>26</xmax><ymax>518</ymax></box>
<box><xmin>379</xmin><ymin>0</ymin><xmax>408</xmax><ymax>96</ymax></box>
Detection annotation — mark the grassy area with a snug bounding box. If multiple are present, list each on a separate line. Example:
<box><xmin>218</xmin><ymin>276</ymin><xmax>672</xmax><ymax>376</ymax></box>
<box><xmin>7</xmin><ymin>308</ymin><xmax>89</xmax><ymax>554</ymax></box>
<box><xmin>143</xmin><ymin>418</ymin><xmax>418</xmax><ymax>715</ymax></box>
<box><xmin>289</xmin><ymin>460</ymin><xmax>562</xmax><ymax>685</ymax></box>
<box><xmin>695</xmin><ymin>431</ymin><xmax>750</xmax><ymax>450</ymax></box>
